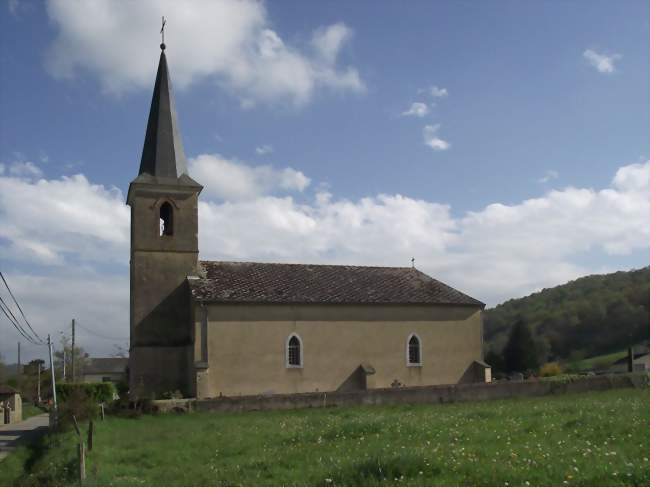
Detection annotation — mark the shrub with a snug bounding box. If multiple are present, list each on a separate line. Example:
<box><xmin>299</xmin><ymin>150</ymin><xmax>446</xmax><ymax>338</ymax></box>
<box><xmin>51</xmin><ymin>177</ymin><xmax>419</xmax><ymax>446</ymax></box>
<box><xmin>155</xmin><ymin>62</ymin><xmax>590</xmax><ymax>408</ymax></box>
<box><xmin>539</xmin><ymin>362</ymin><xmax>563</xmax><ymax>377</ymax></box>
<box><xmin>57</xmin><ymin>386</ymin><xmax>99</xmax><ymax>426</ymax></box>
<box><xmin>115</xmin><ymin>380</ymin><xmax>129</xmax><ymax>398</ymax></box>
<box><xmin>57</xmin><ymin>382</ymin><xmax>116</xmax><ymax>404</ymax></box>
<box><xmin>160</xmin><ymin>390</ymin><xmax>183</xmax><ymax>400</ymax></box>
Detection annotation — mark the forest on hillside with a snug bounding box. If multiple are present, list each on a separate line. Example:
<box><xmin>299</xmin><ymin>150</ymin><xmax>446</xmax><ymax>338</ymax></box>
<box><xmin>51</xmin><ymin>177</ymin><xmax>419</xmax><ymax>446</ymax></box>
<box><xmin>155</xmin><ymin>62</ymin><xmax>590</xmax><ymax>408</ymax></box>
<box><xmin>484</xmin><ymin>266</ymin><xmax>650</xmax><ymax>363</ymax></box>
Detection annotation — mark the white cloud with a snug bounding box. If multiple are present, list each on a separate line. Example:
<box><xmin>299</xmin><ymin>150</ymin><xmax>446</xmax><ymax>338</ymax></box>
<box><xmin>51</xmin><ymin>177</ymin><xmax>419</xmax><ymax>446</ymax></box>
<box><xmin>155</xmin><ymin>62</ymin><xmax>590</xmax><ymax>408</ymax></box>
<box><xmin>401</xmin><ymin>102</ymin><xmax>429</xmax><ymax>118</ymax></box>
<box><xmin>8</xmin><ymin>161</ymin><xmax>43</xmax><ymax>179</ymax></box>
<box><xmin>2</xmin><ymin>160</ymin><xmax>649</xmax><ymax>358</ymax></box>
<box><xmin>255</xmin><ymin>145</ymin><xmax>274</xmax><ymax>156</ymax></box>
<box><xmin>45</xmin><ymin>0</ymin><xmax>364</xmax><ymax>105</ymax></box>
<box><xmin>583</xmin><ymin>49</ymin><xmax>621</xmax><ymax>74</ymax></box>
<box><xmin>191</xmin><ymin>160</ymin><xmax>650</xmax><ymax>302</ymax></box>
<box><xmin>538</xmin><ymin>170</ymin><xmax>559</xmax><ymax>184</ymax></box>
<box><xmin>0</xmin><ymin>173</ymin><xmax>129</xmax><ymax>265</ymax></box>
<box><xmin>311</xmin><ymin>23</ymin><xmax>353</xmax><ymax>65</ymax></box>
<box><xmin>612</xmin><ymin>160</ymin><xmax>650</xmax><ymax>194</ymax></box>
<box><xmin>430</xmin><ymin>85</ymin><xmax>448</xmax><ymax>98</ymax></box>
<box><xmin>423</xmin><ymin>124</ymin><xmax>450</xmax><ymax>151</ymax></box>
<box><xmin>188</xmin><ymin>154</ymin><xmax>310</xmax><ymax>201</ymax></box>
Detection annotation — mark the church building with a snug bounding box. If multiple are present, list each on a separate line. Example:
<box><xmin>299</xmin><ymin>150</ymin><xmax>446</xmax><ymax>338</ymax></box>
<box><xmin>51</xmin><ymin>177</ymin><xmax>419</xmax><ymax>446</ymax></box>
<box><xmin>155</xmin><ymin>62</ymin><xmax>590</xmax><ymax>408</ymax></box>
<box><xmin>127</xmin><ymin>44</ymin><xmax>488</xmax><ymax>399</ymax></box>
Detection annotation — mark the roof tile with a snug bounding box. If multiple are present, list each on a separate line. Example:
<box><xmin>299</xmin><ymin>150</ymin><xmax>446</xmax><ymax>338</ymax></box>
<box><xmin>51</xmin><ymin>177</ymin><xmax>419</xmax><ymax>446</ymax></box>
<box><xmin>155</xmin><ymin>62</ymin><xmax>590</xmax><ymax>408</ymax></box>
<box><xmin>189</xmin><ymin>261</ymin><xmax>484</xmax><ymax>306</ymax></box>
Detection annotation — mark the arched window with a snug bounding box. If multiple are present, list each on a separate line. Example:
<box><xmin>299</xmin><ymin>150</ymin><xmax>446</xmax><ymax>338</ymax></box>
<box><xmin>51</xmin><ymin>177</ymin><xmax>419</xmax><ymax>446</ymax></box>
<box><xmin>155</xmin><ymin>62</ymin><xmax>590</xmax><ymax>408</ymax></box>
<box><xmin>159</xmin><ymin>202</ymin><xmax>173</xmax><ymax>236</ymax></box>
<box><xmin>407</xmin><ymin>333</ymin><xmax>422</xmax><ymax>366</ymax></box>
<box><xmin>286</xmin><ymin>334</ymin><xmax>302</xmax><ymax>368</ymax></box>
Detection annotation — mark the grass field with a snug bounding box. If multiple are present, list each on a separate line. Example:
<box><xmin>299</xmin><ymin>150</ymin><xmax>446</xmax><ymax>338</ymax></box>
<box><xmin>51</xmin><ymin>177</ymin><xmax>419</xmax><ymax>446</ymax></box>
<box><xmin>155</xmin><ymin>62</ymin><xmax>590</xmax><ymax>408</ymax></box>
<box><xmin>1</xmin><ymin>389</ymin><xmax>649</xmax><ymax>486</ymax></box>
<box><xmin>575</xmin><ymin>351</ymin><xmax>627</xmax><ymax>370</ymax></box>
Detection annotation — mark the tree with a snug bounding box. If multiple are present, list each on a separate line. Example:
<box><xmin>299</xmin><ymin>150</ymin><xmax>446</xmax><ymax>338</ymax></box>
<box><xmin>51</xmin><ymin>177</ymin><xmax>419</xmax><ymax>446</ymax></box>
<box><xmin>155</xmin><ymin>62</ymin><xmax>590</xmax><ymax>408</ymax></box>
<box><xmin>54</xmin><ymin>334</ymin><xmax>89</xmax><ymax>382</ymax></box>
<box><xmin>23</xmin><ymin>359</ymin><xmax>45</xmax><ymax>376</ymax></box>
<box><xmin>485</xmin><ymin>349</ymin><xmax>505</xmax><ymax>375</ymax></box>
<box><xmin>503</xmin><ymin>319</ymin><xmax>539</xmax><ymax>373</ymax></box>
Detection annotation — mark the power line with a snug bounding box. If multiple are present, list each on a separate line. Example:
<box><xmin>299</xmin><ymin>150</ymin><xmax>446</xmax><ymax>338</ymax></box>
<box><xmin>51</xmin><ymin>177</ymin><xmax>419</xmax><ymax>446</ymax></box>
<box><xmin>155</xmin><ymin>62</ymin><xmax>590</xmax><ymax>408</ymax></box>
<box><xmin>75</xmin><ymin>321</ymin><xmax>128</xmax><ymax>342</ymax></box>
<box><xmin>0</xmin><ymin>295</ymin><xmax>39</xmax><ymax>344</ymax></box>
<box><xmin>0</xmin><ymin>270</ymin><xmax>44</xmax><ymax>343</ymax></box>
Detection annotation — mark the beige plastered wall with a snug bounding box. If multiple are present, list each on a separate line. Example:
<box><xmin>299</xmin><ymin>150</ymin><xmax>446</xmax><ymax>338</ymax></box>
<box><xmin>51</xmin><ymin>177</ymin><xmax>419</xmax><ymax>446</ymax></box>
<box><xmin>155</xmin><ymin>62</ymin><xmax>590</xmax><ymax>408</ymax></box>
<box><xmin>193</xmin><ymin>303</ymin><xmax>483</xmax><ymax>398</ymax></box>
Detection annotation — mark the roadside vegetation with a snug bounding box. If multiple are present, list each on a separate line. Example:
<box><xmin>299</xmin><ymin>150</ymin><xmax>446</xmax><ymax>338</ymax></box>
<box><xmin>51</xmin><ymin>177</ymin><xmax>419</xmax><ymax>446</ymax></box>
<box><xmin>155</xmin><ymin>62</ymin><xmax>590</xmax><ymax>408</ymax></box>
<box><xmin>20</xmin><ymin>402</ymin><xmax>45</xmax><ymax>421</ymax></box>
<box><xmin>1</xmin><ymin>388</ymin><xmax>648</xmax><ymax>486</ymax></box>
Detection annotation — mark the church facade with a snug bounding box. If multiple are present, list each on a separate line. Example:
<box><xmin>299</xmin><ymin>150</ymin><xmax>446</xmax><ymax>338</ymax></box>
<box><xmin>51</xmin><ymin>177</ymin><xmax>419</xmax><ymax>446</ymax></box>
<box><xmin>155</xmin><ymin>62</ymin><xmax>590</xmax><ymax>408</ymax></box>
<box><xmin>128</xmin><ymin>45</ymin><xmax>487</xmax><ymax>399</ymax></box>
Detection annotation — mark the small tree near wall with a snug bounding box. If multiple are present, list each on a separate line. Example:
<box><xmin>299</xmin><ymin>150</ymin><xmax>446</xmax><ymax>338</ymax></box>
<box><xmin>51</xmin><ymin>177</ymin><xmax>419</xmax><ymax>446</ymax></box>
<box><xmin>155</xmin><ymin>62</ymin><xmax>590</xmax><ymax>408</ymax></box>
<box><xmin>503</xmin><ymin>319</ymin><xmax>539</xmax><ymax>373</ymax></box>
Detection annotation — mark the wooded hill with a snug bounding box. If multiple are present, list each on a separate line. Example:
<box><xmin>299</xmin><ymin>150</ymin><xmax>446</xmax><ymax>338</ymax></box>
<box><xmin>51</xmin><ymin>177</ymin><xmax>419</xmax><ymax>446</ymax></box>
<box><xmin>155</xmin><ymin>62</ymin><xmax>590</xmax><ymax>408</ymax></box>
<box><xmin>484</xmin><ymin>266</ymin><xmax>650</xmax><ymax>363</ymax></box>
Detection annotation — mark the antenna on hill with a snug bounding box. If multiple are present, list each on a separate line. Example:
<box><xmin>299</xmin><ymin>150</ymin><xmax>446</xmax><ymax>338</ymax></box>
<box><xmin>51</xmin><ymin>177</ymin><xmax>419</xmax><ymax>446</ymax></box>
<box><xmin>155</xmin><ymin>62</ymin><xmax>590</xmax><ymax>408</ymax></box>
<box><xmin>411</xmin><ymin>257</ymin><xmax>415</xmax><ymax>269</ymax></box>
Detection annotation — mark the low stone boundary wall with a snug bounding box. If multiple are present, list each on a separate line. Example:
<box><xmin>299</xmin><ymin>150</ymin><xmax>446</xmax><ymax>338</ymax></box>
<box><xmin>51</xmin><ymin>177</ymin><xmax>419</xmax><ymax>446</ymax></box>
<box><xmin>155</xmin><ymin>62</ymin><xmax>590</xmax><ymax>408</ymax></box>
<box><xmin>154</xmin><ymin>373</ymin><xmax>649</xmax><ymax>414</ymax></box>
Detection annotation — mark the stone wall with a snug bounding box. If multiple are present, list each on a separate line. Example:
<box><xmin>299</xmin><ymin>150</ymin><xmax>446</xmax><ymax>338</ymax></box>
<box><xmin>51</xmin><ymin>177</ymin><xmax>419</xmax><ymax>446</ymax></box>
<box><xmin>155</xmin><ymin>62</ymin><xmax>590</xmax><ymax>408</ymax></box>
<box><xmin>1</xmin><ymin>393</ymin><xmax>22</xmax><ymax>424</ymax></box>
<box><xmin>156</xmin><ymin>373</ymin><xmax>649</xmax><ymax>414</ymax></box>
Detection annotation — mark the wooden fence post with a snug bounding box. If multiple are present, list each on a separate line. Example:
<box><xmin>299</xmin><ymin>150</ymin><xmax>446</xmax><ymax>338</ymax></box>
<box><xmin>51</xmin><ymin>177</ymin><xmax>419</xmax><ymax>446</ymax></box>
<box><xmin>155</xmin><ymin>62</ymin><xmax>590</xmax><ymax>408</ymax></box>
<box><xmin>78</xmin><ymin>440</ymin><xmax>86</xmax><ymax>485</ymax></box>
<box><xmin>72</xmin><ymin>415</ymin><xmax>86</xmax><ymax>485</ymax></box>
<box><xmin>88</xmin><ymin>420</ymin><xmax>94</xmax><ymax>452</ymax></box>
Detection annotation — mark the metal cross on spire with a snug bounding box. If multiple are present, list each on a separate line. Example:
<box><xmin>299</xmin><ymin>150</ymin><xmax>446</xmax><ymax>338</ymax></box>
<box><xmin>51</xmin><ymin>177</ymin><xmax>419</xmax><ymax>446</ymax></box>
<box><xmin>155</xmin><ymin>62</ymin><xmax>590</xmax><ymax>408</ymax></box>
<box><xmin>160</xmin><ymin>16</ymin><xmax>167</xmax><ymax>50</ymax></box>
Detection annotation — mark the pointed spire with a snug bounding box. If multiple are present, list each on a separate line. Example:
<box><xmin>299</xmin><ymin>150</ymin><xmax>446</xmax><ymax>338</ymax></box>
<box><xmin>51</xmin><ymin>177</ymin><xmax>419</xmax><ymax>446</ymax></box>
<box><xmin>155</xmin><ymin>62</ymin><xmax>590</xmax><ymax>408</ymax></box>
<box><xmin>137</xmin><ymin>44</ymin><xmax>189</xmax><ymax>180</ymax></box>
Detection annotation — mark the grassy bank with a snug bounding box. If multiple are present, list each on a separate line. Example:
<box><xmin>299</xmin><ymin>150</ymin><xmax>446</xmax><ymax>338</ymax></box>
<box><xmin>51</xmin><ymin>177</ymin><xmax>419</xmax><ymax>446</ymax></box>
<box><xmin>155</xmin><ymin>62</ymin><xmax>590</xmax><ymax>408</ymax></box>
<box><xmin>575</xmin><ymin>350</ymin><xmax>627</xmax><ymax>370</ymax></box>
<box><xmin>1</xmin><ymin>389</ymin><xmax>649</xmax><ymax>486</ymax></box>
<box><xmin>20</xmin><ymin>403</ymin><xmax>45</xmax><ymax>421</ymax></box>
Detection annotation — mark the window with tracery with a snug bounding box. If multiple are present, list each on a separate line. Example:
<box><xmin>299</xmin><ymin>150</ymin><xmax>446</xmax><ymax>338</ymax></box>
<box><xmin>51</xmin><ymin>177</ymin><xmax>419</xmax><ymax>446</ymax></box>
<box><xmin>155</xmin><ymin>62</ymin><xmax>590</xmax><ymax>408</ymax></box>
<box><xmin>287</xmin><ymin>334</ymin><xmax>302</xmax><ymax>367</ymax></box>
<box><xmin>408</xmin><ymin>334</ymin><xmax>421</xmax><ymax>366</ymax></box>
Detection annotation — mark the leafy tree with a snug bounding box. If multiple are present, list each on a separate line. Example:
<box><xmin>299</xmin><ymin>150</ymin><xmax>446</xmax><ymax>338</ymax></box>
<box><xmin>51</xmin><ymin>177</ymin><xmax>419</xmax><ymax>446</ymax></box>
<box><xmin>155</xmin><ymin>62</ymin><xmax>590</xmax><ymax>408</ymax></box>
<box><xmin>503</xmin><ymin>319</ymin><xmax>539</xmax><ymax>373</ymax></box>
<box><xmin>23</xmin><ymin>359</ymin><xmax>45</xmax><ymax>376</ymax></box>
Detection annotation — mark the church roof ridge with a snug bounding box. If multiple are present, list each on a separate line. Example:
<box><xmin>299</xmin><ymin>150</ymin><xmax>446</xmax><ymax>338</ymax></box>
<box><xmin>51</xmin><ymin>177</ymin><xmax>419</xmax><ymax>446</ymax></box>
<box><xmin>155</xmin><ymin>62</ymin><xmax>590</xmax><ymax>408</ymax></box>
<box><xmin>191</xmin><ymin>260</ymin><xmax>484</xmax><ymax>307</ymax></box>
<box><xmin>199</xmin><ymin>259</ymin><xmax>415</xmax><ymax>270</ymax></box>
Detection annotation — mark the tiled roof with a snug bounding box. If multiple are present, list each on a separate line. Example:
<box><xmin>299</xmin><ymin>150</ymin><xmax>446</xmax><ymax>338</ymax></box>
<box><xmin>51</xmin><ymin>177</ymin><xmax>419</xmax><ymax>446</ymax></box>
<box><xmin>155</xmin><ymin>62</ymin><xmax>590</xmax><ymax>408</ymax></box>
<box><xmin>189</xmin><ymin>261</ymin><xmax>484</xmax><ymax>307</ymax></box>
<box><xmin>83</xmin><ymin>358</ymin><xmax>128</xmax><ymax>376</ymax></box>
<box><xmin>0</xmin><ymin>384</ymin><xmax>18</xmax><ymax>395</ymax></box>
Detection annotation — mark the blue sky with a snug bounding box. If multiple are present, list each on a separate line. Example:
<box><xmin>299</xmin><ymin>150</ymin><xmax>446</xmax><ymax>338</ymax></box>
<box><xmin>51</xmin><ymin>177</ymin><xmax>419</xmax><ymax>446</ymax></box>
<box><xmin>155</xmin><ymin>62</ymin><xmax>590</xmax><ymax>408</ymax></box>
<box><xmin>0</xmin><ymin>0</ymin><xmax>648</xmax><ymax>361</ymax></box>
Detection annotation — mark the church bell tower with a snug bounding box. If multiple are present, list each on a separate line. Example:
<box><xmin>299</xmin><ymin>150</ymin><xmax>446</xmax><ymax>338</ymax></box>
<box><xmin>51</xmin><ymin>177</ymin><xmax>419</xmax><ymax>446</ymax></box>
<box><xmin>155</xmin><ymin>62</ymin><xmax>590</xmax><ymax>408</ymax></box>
<box><xmin>127</xmin><ymin>42</ymin><xmax>202</xmax><ymax>398</ymax></box>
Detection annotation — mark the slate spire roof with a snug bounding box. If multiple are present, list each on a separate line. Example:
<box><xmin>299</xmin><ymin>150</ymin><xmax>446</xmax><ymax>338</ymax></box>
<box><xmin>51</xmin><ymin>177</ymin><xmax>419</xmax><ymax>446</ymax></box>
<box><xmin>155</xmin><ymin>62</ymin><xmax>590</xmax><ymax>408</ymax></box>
<box><xmin>190</xmin><ymin>261</ymin><xmax>484</xmax><ymax>307</ymax></box>
<box><xmin>130</xmin><ymin>44</ymin><xmax>201</xmax><ymax>191</ymax></box>
<box><xmin>139</xmin><ymin>44</ymin><xmax>187</xmax><ymax>178</ymax></box>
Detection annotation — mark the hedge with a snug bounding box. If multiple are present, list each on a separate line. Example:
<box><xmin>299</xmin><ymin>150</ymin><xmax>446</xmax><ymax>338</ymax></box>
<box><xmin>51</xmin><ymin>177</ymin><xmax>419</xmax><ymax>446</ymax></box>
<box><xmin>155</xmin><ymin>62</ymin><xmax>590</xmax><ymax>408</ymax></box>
<box><xmin>56</xmin><ymin>382</ymin><xmax>116</xmax><ymax>403</ymax></box>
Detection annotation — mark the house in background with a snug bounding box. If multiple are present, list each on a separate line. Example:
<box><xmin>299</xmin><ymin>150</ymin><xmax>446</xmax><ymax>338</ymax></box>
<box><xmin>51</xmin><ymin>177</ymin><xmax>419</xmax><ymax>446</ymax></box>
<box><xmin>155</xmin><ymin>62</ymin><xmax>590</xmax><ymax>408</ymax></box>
<box><xmin>609</xmin><ymin>352</ymin><xmax>650</xmax><ymax>373</ymax></box>
<box><xmin>0</xmin><ymin>385</ymin><xmax>22</xmax><ymax>424</ymax></box>
<box><xmin>81</xmin><ymin>358</ymin><xmax>128</xmax><ymax>385</ymax></box>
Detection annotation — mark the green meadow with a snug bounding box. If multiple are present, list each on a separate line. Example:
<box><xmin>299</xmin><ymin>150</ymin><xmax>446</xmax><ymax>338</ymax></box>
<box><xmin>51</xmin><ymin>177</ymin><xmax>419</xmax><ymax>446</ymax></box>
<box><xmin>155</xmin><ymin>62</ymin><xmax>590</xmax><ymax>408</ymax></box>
<box><xmin>2</xmin><ymin>388</ymin><xmax>649</xmax><ymax>486</ymax></box>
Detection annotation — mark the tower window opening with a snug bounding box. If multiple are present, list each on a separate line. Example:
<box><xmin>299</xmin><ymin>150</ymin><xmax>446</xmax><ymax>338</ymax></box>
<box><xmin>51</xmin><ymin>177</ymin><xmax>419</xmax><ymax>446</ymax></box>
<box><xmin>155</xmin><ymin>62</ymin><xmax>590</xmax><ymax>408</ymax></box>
<box><xmin>159</xmin><ymin>202</ymin><xmax>173</xmax><ymax>236</ymax></box>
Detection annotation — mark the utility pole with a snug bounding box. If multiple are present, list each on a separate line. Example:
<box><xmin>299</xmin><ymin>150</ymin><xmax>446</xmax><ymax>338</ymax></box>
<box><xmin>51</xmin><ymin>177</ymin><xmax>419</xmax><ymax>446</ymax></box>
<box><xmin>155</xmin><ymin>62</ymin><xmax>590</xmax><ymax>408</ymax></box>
<box><xmin>37</xmin><ymin>361</ymin><xmax>41</xmax><ymax>403</ymax></box>
<box><xmin>47</xmin><ymin>334</ymin><xmax>58</xmax><ymax>427</ymax></box>
<box><xmin>17</xmin><ymin>341</ymin><xmax>21</xmax><ymax>376</ymax></box>
<box><xmin>71</xmin><ymin>318</ymin><xmax>75</xmax><ymax>383</ymax></box>
<box><xmin>62</xmin><ymin>349</ymin><xmax>66</xmax><ymax>381</ymax></box>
